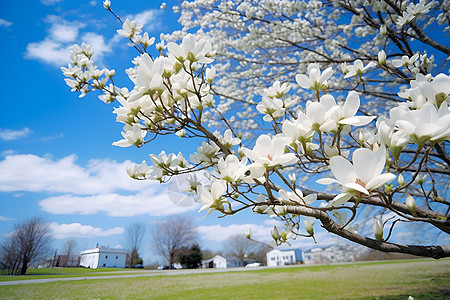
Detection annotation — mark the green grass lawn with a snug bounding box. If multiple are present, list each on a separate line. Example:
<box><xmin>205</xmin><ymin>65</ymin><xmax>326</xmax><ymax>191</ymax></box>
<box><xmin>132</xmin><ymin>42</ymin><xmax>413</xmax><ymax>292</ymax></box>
<box><xmin>0</xmin><ymin>259</ymin><xmax>449</xmax><ymax>299</ymax></box>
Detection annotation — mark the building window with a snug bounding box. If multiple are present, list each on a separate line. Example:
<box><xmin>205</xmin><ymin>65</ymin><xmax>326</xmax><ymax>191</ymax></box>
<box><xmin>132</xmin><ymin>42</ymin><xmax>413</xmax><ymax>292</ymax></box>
<box><xmin>116</xmin><ymin>256</ymin><xmax>118</xmax><ymax>259</ymax></box>
<box><xmin>105</xmin><ymin>255</ymin><xmax>108</xmax><ymax>259</ymax></box>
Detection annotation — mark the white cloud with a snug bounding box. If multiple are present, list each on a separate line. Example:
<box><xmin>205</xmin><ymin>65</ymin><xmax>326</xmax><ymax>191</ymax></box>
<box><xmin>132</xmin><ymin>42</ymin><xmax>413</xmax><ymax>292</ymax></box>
<box><xmin>25</xmin><ymin>15</ymin><xmax>114</xmax><ymax>66</ymax></box>
<box><xmin>51</xmin><ymin>24</ymin><xmax>79</xmax><ymax>43</ymax></box>
<box><xmin>0</xmin><ymin>19</ymin><xmax>13</xmax><ymax>28</ymax></box>
<box><xmin>40</xmin><ymin>192</ymin><xmax>194</xmax><ymax>217</ymax></box>
<box><xmin>50</xmin><ymin>222</ymin><xmax>124</xmax><ymax>239</ymax></box>
<box><xmin>0</xmin><ymin>216</ymin><xmax>14</xmax><ymax>221</ymax></box>
<box><xmin>26</xmin><ymin>39</ymin><xmax>71</xmax><ymax>66</ymax></box>
<box><xmin>197</xmin><ymin>223</ymin><xmax>273</xmax><ymax>242</ymax></box>
<box><xmin>126</xmin><ymin>9</ymin><xmax>162</xmax><ymax>32</ymax></box>
<box><xmin>41</xmin><ymin>0</ymin><xmax>62</xmax><ymax>5</ymax></box>
<box><xmin>0</xmin><ymin>154</ymin><xmax>148</xmax><ymax>194</ymax></box>
<box><xmin>0</xmin><ymin>127</ymin><xmax>31</xmax><ymax>141</ymax></box>
<box><xmin>0</xmin><ymin>153</ymin><xmax>197</xmax><ymax>217</ymax></box>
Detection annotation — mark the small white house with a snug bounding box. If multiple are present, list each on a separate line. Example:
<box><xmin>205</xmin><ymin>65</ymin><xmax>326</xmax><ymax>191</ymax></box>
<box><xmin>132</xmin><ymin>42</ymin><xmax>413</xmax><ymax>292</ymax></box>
<box><xmin>266</xmin><ymin>249</ymin><xmax>300</xmax><ymax>266</ymax></box>
<box><xmin>79</xmin><ymin>247</ymin><xmax>128</xmax><ymax>269</ymax></box>
<box><xmin>201</xmin><ymin>255</ymin><xmax>247</xmax><ymax>268</ymax></box>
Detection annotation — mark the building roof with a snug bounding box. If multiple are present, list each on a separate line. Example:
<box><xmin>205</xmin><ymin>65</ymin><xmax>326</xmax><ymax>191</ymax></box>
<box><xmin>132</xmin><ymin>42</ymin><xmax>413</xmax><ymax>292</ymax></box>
<box><xmin>80</xmin><ymin>247</ymin><xmax>128</xmax><ymax>255</ymax></box>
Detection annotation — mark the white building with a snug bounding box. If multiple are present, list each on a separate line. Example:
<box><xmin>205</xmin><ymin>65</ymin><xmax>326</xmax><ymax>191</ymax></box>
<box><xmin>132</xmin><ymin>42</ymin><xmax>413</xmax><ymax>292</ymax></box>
<box><xmin>266</xmin><ymin>249</ymin><xmax>302</xmax><ymax>267</ymax></box>
<box><xmin>201</xmin><ymin>255</ymin><xmax>248</xmax><ymax>268</ymax></box>
<box><xmin>302</xmin><ymin>245</ymin><xmax>357</xmax><ymax>264</ymax></box>
<box><xmin>79</xmin><ymin>247</ymin><xmax>128</xmax><ymax>269</ymax></box>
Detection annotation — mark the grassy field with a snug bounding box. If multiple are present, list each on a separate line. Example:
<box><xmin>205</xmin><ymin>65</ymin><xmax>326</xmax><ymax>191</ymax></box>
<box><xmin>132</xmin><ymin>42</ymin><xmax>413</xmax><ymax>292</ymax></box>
<box><xmin>0</xmin><ymin>259</ymin><xmax>449</xmax><ymax>299</ymax></box>
<box><xmin>0</xmin><ymin>267</ymin><xmax>145</xmax><ymax>282</ymax></box>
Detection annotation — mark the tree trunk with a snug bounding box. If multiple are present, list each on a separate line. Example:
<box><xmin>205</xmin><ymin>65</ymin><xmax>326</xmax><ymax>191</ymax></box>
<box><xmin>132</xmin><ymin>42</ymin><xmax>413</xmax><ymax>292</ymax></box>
<box><xmin>20</xmin><ymin>259</ymin><xmax>28</xmax><ymax>275</ymax></box>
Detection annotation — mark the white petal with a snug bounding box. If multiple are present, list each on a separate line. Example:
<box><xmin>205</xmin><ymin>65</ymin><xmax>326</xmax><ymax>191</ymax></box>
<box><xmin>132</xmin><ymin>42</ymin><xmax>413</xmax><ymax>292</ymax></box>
<box><xmin>343</xmin><ymin>182</ymin><xmax>370</xmax><ymax>195</ymax></box>
<box><xmin>353</xmin><ymin>148</ymin><xmax>378</xmax><ymax>184</ymax></box>
<box><xmin>365</xmin><ymin>173</ymin><xmax>396</xmax><ymax>190</ymax></box>
<box><xmin>332</xmin><ymin>193</ymin><xmax>353</xmax><ymax>206</ymax></box>
<box><xmin>329</xmin><ymin>155</ymin><xmax>356</xmax><ymax>184</ymax></box>
<box><xmin>343</xmin><ymin>91</ymin><xmax>360</xmax><ymax>118</ymax></box>
<box><xmin>316</xmin><ymin>178</ymin><xmax>340</xmax><ymax>185</ymax></box>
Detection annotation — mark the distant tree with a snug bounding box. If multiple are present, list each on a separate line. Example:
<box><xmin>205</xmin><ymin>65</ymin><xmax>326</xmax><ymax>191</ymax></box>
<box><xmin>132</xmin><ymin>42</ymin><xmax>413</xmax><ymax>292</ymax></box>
<box><xmin>0</xmin><ymin>217</ymin><xmax>52</xmax><ymax>275</ymax></box>
<box><xmin>122</xmin><ymin>223</ymin><xmax>146</xmax><ymax>268</ymax></box>
<box><xmin>250</xmin><ymin>244</ymin><xmax>273</xmax><ymax>266</ymax></box>
<box><xmin>224</xmin><ymin>234</ymin><xmax>258</xmax><ymax>264</ymax></box>
<box><xmin>201</xmin><ymin>249</ymin><xmax>215</xmax><ymax>260</ymax></box>
<box><xmin>179</xmin><ymin>244</ymin><xmax>203</xmax><ymax>269</ymax></box>
<box><xmin>152</xmin><ymin>216</ymin><xmax>197</xmax><ymax>267</ymax></box>
<box><xmin>61</xmin><ymin>239</ymin><xmax>77</xmax><ymax>267</ymax></box>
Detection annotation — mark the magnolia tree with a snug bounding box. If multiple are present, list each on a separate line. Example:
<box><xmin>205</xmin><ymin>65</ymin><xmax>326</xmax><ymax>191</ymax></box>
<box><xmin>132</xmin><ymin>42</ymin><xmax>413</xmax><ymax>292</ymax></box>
<box><xmin>62</xmin><ymin>0</ymin><xmax>450</xmax><ymax>258</ymax></box>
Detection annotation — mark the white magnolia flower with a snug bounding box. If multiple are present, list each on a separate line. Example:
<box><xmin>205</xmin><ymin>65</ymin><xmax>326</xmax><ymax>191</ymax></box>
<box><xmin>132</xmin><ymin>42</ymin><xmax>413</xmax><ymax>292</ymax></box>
<box><xmin>316</xmin><ymin>147</ymin><xmax>396</xmax><ymax>206</ymax></box>
<box><xmin>112</xmin><ymin>123</ymin><xmax>146</xmax><ymax>147</ymax></box>
<box><xmin>149</xmin><ymin>151</ymin><xmax>187</xmax><ymax>171</ymax></box>
<box><xmin>343</xmin><ymin>59</ymin><xmax>376</xmax><ymax>78</ymax></box>
<box><xmin>394</xmin><ymin>102</ymin><xmax>450</xmax><ymax>145</ymax></box>
<box><xmin>279</xmin><ymin>189</ymin><xmax>317</xmax><ymax>205</ymax></box>
<box><xmin>338</xmin><ymin>91</ymin><xmax>376</xmax><ymax>127</ymax></box>
<box><xmin>126</xmin><ymin>160</ymin><xmax>152</xmax><ymax>179</ymax></box>
<box><xmin>196</xmin><ymin>180</ymin><xmax>226</xmax><ymax>216</ymax></box>
<box><xmin>392</xmin><ymin>54</ymin><xmax>419</xmax><ymax>68</ymax></box>
<box><xmin>117</xmin><ymin>19</ymin><xmax>143</xmax><ymax>38</ymax></box>
<box><xmin>416</xmin><ymin>73</ymin><xmax>450</xmax><ymax>107</ymax></box>
<box><xmin>295</xmin><ymin>63</ymin><xmax>333</xmax><ymax>91</ymax></box>
<box><xmin>217</xmin><ymin>155</ymin><xmax>248</xmax><ymax>183</ymax></box>
<box><xmin>167</xmin><ymin>34</ymin><xmax>213</xmax><ymax>64</ymax></box>
<box><xmin>262</xmin><ymin>80</ymin><xmax>291</xmax><ymax>99</ymax></box>
<box><xmin>190</xmin><ymin>141</ymin><xmax>220</xmax><ymax>167</ymax></box>
<box><xmin>256</xmin><ymin>96</ymin><xmax>285</xmax><ymax>121</ymax></box>
<box><xmin>242</xmin><ymin>134</ymin><xmax>298</xmax><ymax>168</ymax></box>
<box><xmin>281</xmin><ymin>111</ymin><xmax>314</xmax><ymax>145</ymax></box>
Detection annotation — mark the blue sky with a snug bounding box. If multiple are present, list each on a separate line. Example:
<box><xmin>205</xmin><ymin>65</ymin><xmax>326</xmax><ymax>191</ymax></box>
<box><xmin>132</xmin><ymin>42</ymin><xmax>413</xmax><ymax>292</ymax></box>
<box><xmin>0</xmin><ymin>0</ymin><xmax>312</xmax><ymax>264</ymax></box>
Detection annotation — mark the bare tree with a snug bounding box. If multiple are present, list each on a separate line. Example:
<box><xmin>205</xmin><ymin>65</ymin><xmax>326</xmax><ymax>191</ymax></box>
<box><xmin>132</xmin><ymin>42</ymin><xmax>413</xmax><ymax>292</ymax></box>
<box><xmin>224</xmin><ymin>234</ymin><xmax>258</xmax><ymax>264</ymax></box>
<box><xmin>0</xmin><ymin>217</ymin><xmax>52</xmax><ymax>275</ymax></box>
<box><xmin>61</xmin><ymin>239</ymin><xmax>77</xmax><ymax>267</ymax></box>
<box><xmin>122</xmin><ymin>223</ymin><xmax>146</xmax><ymax>268</ymax></box>
<box><xmin>152</xmin><ymin>216</ymin><xmax>196</xmax><ymax>267</ymax></box>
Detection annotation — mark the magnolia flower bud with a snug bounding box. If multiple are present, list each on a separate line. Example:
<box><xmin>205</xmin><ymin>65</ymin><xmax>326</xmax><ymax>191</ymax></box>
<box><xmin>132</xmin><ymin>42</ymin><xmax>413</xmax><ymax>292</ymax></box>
<box><xmin>415</xmin><ymin>174</ymin><xmax>427</xmax><ymax>184</ymax></box>
<box><xmin>398</xmin><ymin>174</ymin><xmax>405</xmax><ymax>186</ymax></box>
<box><xmin>244</xmin><ymin>229</ymin><xmax>252</xmax><ymax>239</ymax></box>
<box><xmin>406</xmin><ymin>194</ymin><xmax>416</xmax><ymax>216</ymax></box>
<box><xmin>373</xmin><ymin>219</ymin><xmax>384</xmax><ymax>241</ymax></box>
<box><xmin>378</xmin><ymin>50</ymin><xmax>386</xmax><ymax>65</ymax></box>
<box><xmin>380</xmin><ymin>25</ymin><xmax>387</xmax><ymax>36</ymax></box>
<box><xmin>271</xmin><ymin>226</ymin><xmax>280</xmax><ymax>240</ymax></box>
<box><xmin>304</xmin><ymin>220</ymin><xmax>314</xmax><ymax>236</ymax></box>
<box><xmin>289</xmin><ymin>173</ymin><xmax>296</xmax><ymax>185</ymax></box>
<box><xmin>103</xmin><ymin>0</ymin><xmax>111</xmax><ymax>10</ymax></box>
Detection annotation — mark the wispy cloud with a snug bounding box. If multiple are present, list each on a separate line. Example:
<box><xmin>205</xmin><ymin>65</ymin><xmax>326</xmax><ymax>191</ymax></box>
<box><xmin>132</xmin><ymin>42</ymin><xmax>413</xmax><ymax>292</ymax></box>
<box><xmin>0</xmin><ymin>127</ymin><xmax>31</xmax><ymax>141</ymax></box>
<box><xmin>197</xmin><ymin>223</ymin><xmax>273</xmax><ymax>242</ymax></box>
<box><xmin>40</xmin><ymin>192</ymin><xmax>193</xmax><ymax>217</ymax></box>
<box><xmin>40</xmin><ymin>0</ymin><xmax>63</xmax><ymax>6</ymax></box>
<box><xmin>50</xmin><ymin>222</ymin><xmax>124</xmax><ymax>239</ymax></box>
<box><xmin>0</xmin><ymin>216</ymin><xmax>14</xmax><ymax>221</ymax></box>
<box><xmin>25</xmin><ymin>15</ymin><xmax>114</xmax><ymax>66</ymax></box>
<box><xmin>126</xmin><ymin>10</ymin><xmax>163</xmax><ymax>32</ymax></box>
<box><xmin>0</xmin><ymin>19</ymin><xmax>13</xmax><ymax>28</ymax></box>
